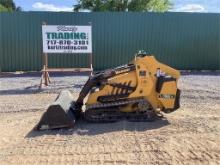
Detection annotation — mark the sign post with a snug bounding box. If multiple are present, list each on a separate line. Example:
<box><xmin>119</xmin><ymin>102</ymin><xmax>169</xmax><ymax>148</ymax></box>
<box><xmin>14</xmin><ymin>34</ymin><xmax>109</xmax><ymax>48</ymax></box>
<box><xmin>39</xmin><ymin>22</ymin><xmax>93</xmax><ymax>88</ymax></box>
<box><xmin>40</xmin><ymin>22</ymin><xmax>51</xmax><ymax>88</ymax></box>
<box><xmin>89</xmin><ymin>22</ymin><xmax>93</xmax><ymax>75</ymax></box>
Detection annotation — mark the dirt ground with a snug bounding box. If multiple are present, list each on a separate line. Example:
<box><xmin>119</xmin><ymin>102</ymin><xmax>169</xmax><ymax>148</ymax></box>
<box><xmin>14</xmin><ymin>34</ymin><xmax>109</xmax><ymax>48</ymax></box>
<box><xmin>0</xmin><ymin>72</ymin><xmax>220</xmax><ymax>165</ymax></box>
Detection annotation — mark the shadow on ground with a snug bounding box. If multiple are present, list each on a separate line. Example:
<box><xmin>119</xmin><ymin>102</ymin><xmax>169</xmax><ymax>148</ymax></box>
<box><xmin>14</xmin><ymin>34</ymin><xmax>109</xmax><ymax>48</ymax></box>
<box><xmin>0</xmin><ymin>71</ymin><xmax>89</xmax><ymax>95</ymax></box>
<box><xmin>0</xmin><ymin>85</ymin><xmax>78</xmax><ymax>95</ymax></box>
<box><xmin>26</xmin><ymin>118</ymin><xmax>170</xmax><ymax>138</ymax></box>
<box><xmin>0</xmin><ymin>71</ymin><xmax>90</xmax><ymax>78</ymax></box>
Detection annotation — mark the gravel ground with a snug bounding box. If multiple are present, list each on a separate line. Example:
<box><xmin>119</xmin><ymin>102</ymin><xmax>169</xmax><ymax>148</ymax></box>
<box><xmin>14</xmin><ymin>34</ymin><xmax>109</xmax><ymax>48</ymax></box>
<box><xmin>0</xmin><ymin>72</ymin><xmax>220</xmax><ymax>165</ymax></box>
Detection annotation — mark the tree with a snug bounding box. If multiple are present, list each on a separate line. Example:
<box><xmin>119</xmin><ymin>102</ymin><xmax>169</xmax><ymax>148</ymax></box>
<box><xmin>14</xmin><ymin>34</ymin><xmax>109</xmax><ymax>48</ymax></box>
<box><xmin>0</xmin><ymin>0</ymin><xmax>22</xmax><ymax>12</ymax></box>
<box><xmin>0</xmin><ymin>4</ymin><xmax>9</xmax><ymax>11</ymax></box>
<box><xmin>74</xmin><ymin>0</ymin><xmax>172</xmax><ymax>12</ymax></box>
<box><xmin>15</xmin><ymin>6</ymin><xmax>22</xmax><ymax>11</ymax></box>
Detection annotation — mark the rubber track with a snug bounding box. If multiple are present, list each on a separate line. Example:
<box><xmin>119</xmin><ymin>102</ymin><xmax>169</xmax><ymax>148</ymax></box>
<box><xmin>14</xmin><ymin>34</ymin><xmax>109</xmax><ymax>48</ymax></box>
<box><xmin>85</xmin><ymin>98</ymin><xmax>157</xmax><ymax>122</ymax></box>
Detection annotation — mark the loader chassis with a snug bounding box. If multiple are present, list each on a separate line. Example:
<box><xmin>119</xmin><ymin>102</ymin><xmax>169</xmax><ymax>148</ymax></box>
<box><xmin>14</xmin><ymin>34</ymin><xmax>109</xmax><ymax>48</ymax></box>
<box><xmin>36</xmin><ymin>51</ymin><xmax>181</xmax><ymax>130</ymax></box>
<box><xmin>74</xmin><ymin>53</ymin><xmax>180</xmax><ymax>122</ymax></box>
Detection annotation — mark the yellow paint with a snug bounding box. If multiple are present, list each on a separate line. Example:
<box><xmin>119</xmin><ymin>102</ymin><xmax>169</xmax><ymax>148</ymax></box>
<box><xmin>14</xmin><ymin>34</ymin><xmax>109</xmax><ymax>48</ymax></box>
<box><xmin>86</xmin><ymin>55</ymin><xmax>180</xmax><ymax>113</ymax></box>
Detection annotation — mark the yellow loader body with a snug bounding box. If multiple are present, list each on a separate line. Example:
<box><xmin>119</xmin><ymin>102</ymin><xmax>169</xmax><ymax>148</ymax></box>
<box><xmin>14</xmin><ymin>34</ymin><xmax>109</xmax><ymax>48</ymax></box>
<box><xmin>86</xmin><ymin>55</ymin><xmax>180</xmax><ymax>113</ymax></box>
<box><xmin>36</xmin><ymin>51</ymin><xmax>181</xmax><ymax>130</ymax></box>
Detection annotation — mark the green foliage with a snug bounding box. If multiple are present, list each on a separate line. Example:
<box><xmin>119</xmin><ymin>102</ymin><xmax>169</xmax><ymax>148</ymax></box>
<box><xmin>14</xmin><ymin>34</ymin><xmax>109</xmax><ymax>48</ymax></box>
<box><xmin>0</xmin><ymin>0</ymin><xmax>22</xmax><ymax>12</ymax></box>
<box><xmin>0</xmin><ymin>0</ymin><xmax>15</xmax><ymax>10</ymax></box>
<box><xmin>0</xmin><ymin>4</ymin><xmax>10</xmax><ymax>11</ymax></box>
<box><xmin>74</xmin><ymin>0</ymin><xmax>172</xmax><ymax>12</ymax></box>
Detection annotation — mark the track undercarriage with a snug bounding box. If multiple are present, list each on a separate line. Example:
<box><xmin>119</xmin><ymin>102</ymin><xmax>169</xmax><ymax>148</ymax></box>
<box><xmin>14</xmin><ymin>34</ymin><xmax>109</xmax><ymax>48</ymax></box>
<box><xmin>84</xmin><ymin>98</ymin><xmax>158</xmax><ymax>122</ymax></box>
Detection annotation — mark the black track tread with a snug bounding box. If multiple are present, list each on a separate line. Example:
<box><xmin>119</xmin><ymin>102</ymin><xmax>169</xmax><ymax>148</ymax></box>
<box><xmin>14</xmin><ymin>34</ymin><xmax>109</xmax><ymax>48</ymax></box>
<box><xmin>85</xmin><ymin>99</ymin><xmax>159</xmax><ymax>123</ymax></box>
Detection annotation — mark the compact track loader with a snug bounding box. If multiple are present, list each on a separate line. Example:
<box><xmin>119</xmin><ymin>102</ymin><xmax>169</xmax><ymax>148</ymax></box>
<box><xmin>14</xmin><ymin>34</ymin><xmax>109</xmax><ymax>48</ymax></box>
<box><xmin>36</xmin><ymin>51</ymin><xmax>181</xmax><ymax>130</ymax></box>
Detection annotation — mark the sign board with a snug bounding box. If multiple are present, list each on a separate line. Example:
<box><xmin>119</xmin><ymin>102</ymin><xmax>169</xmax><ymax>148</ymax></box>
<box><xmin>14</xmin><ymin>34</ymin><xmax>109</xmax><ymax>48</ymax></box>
<box><xmin>42</xmin><ymin>25</ymin><xmax>92</xmax><ymax>53</ymax></box>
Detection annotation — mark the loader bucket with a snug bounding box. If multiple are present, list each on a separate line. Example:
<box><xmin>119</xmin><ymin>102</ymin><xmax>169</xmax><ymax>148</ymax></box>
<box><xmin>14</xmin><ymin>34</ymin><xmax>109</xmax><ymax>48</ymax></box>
<box><xmin>35</xmin><ymin>90</ymin><xmax>78</xmax><ymax>130</ymax></box>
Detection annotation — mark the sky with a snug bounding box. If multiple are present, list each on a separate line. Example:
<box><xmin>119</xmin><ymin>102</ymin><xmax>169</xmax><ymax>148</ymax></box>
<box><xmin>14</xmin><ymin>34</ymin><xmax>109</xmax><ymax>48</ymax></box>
<box><xmin>13</xmin><ymin>0</ymin><xmax>220</xmax><ymax>13</ymax></box>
